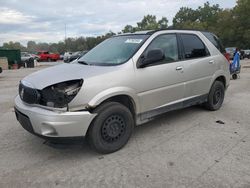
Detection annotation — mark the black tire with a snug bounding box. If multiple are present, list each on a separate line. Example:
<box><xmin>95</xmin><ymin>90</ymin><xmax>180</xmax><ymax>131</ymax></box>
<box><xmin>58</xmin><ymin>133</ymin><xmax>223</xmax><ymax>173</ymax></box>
<box><xmin>204</xmin><ymin>81</ymin><xmax>225</xmax><ymax>111</ymax></box>
<box><xmin>232</xmin><ymin>74</ymin><xmax>238</xmax><ymax>80</ymax></box>
<box><xmin>87</xmin><ymin>102</ymin><xmax>134</xmax><ymax>154</ymax></box>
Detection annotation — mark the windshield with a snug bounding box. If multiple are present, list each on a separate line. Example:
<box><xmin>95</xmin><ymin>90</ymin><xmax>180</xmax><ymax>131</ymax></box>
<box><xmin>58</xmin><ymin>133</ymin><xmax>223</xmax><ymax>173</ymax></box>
<box><xmin>78</xmin><ymin>34</ymin><xmax>149</xmax><ymax>66</ymax></box>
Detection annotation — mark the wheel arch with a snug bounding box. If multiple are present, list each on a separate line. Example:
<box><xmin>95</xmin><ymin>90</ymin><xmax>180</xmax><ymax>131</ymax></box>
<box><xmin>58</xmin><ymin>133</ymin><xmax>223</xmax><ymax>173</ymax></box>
<box><xmin>98</xmin><ymin>95</ymin><xmax>137</xmax><ymax>118</ymax></box>
<box><xmin>215</xmin><ymin>75</ymin><xmax>226</xmax><ymax>88</ymax></box>
<box><xmin>88</xmin><ymin>87</ymin><xmax>140</xmax><ymax>115</ymax></box>
<box><xmin>210</xmin><ymin>70</ymin><xmax>229</xmax><ymax>90</ymax></box>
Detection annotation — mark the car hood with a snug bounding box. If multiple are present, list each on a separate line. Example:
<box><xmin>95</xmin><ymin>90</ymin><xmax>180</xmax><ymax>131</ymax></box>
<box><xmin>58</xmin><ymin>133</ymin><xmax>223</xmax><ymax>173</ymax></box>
<box><xmin>22</xmin><ymin>63</ymin><xmax>118</xmax><ymax>89</ymax></box>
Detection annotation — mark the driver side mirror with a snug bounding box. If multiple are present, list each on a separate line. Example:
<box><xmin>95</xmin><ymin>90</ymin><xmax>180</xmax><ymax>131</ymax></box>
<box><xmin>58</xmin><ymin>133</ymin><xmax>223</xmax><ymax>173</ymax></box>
<box><xmin>138</xmin><ymin>49</ymin><xmax>165</xmax><ymax>68</ymax></box>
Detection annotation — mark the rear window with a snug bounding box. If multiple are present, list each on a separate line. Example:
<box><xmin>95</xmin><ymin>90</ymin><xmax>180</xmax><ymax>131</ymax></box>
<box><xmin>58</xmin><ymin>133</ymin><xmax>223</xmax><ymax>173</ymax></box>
<box><xmin>202</xmin><ymin>32</ymin><xmax>225</xmax><ymax>53</ymax></box>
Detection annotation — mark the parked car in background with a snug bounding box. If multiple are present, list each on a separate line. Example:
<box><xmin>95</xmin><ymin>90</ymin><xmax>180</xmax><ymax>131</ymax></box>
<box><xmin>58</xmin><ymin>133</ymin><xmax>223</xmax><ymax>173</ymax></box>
<box><xmin>64</xmin><ymin>51</ymin><xmax>88</xmax><ymax>63</ymax></box>
<box><xmin>59</xmin><ymin>53</ymin><xmax>64</xmax><ymax>60</ymax></box>
<box><xmin>31</xmin><ymin>54</ymin><xmax>40</xmax><ymax>61</ymax></box>
<box><xmin>21</xmin><ymin>52</ymin><xmax>34</xmax><ymax>62</ymax></box>
<box><xmin>15</xmin><ymin>30</ymin><xmax>230</xmax><ymax>153</ymax></box>
<box><xmin>63</xmin><ymin>52</ymin><xmax>73</xmax><ymax>62</ymax></box>
<box><xmin>21</xmin><ymin>52</ymin><xmax>40</xmax><ymax>62</ymax></box>
<box><xmin>225</xmin><ymin>47</ymin><xmax>236</xmax><ymax>59</ymax></box>
<box><xmin>239</xmin><ymin>50</ymin><xmax>245</xmax><ymax>60</ymax></box>
<box><xmin>243</xmin><ymin>49</ymin><xmax>250</xmax><ymax>59</ymax></box>
<box><xmin>21</xmin><ymin>52</ymin><xmax>36</xmax><ymax>68</ymax></box>
<box><xmin>37</xmin><ymin>51</ymin><xmax>60</xmax><ymax>62</ymax></box>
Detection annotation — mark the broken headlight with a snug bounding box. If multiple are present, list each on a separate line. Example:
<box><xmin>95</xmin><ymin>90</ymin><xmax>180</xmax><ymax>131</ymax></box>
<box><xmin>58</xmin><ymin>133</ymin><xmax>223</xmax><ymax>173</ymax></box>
<box><xmin>40</xmin><ymin>79</ymin><xmax>83</xmax><ymax>108</ymax></box>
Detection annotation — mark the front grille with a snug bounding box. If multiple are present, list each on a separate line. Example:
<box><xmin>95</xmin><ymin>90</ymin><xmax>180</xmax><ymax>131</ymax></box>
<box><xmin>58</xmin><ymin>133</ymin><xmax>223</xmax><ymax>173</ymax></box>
<box><xmin>19</xmin><ymin>82</ymin><xmax>40</xmax><ymax>104</ymax></box>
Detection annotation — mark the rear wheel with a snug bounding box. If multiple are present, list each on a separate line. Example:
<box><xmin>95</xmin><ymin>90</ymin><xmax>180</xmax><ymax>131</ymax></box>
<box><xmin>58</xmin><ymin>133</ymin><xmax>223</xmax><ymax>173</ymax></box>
<box><xmin>204</xmin><ymin>81</ymin><xmax>225</xmax><ymax>111</ymax></box>
<box><xmin>87</xmin><ymin>102</ymin><xmax>134</xmax><ymax>154</ymax></box>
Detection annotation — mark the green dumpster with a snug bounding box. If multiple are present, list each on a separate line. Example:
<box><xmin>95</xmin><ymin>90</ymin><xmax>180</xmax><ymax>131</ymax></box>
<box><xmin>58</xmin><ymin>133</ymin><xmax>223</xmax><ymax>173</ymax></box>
<box><xmin>0</xmin><ymin>49</ymin><xmax>21</xmax><ymax>68</ymax></box>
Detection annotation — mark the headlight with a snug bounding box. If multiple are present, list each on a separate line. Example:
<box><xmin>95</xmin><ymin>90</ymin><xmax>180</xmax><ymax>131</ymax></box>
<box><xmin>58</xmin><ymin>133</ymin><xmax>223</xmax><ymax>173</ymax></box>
<box><xmin>40</xmin><ymin>79</ymin><xmax>83</xmax><ymax>108</ymax></box>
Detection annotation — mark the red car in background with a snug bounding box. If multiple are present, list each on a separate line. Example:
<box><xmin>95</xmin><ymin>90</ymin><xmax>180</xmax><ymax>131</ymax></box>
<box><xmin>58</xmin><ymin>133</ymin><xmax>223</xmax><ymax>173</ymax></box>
<box><xmin>37</xmin><ymin>51</ymin><xmax>60</xmax><ymax>62</ymax></box>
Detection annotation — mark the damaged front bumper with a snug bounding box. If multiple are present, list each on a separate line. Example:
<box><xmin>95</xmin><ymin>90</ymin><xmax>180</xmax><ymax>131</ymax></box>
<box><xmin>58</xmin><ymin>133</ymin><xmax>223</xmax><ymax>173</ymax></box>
<box><xmin>14</xmin><ymin>96</ymin><xmax>96</xmax><ymax>138</ymax></box>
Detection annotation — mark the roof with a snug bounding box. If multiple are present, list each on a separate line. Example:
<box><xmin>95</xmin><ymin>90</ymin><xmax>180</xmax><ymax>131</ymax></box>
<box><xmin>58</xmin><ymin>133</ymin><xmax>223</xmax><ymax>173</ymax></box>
<box><xmin>118</xmin><ymin>28</ymin><xmax>210</xmax><ymax>36</ymax></box>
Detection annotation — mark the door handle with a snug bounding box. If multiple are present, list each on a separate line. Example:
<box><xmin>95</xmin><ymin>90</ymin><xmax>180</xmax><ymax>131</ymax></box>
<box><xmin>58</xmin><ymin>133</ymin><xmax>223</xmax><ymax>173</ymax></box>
<box><xmin>209</xmin><ymin>60</ymin><xmax>215</xmax><ymax>64</ymax></box>
<box><xmin>176</xmin><ymin>66</ymin><xmax>183</xmax><ymax>71</ymax></box>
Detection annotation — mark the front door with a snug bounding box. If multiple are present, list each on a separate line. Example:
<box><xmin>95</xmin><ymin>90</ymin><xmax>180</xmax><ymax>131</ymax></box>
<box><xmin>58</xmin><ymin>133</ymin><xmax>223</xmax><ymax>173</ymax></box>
<box><xmin>135</xmin><ymin>34</ymin><xmax>185</xmax><ymax>117</ymax></box>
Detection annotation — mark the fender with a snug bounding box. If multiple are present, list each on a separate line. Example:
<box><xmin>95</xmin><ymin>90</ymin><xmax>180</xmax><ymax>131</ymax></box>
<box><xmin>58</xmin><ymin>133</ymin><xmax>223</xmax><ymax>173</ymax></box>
<box><xmin>88</xmin><ymin>87</ymin><xmax>140</xmax><ymax>113</ymax></box>
<box><xmin>209</xmin><ymin>69</ymin><xmax>230</xmax><ymax>89</ymax></box>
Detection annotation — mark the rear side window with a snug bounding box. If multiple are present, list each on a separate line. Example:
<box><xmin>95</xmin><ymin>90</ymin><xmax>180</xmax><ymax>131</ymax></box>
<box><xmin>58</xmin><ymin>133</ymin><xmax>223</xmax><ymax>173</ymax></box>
<box><xmin>202</xmin><ymin>32</ymin><xmax>225</xmax><ymax>53</ymax></box>
<box><xmin>180</xmin><ymin>34</ymin><xmax>209</xmax><ymax>59</ymax></box>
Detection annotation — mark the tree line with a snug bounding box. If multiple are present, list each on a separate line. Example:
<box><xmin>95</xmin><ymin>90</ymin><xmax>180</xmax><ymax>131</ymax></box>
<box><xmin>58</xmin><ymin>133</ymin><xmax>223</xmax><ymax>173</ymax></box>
<box><xmin>1</xmin><ymin>0</ymin><xmax>249</xmax><ymax>53</ymax></box>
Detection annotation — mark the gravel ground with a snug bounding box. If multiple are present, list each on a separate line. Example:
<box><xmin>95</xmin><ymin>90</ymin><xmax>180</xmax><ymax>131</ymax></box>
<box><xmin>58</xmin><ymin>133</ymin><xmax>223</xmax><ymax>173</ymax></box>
<box><xmin>0</xmin><ymin>60</ymin><xmax>250</xmax><ymax>188</ymax></box>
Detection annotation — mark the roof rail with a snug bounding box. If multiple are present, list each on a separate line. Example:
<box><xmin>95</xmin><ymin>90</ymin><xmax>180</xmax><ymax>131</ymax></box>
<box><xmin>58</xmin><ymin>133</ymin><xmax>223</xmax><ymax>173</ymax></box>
<box><xmin>145</xmin><ymin>28</ymin><xmax>210</xmax><ymax>35</ymax></box>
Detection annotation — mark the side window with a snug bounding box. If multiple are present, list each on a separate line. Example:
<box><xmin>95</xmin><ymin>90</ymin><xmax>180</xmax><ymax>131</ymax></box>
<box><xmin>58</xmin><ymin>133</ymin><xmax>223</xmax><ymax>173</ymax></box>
<box><xmin>145</xmin><ymin>34</ymin><xmax>179</xmax><ymax>63</ymax></box>
<box><xmin>202</xmin><ymin>32</ymin><xmax>225</xmax><ymax>53</ymax></box>
<box><xmin>180</xmin><ymin>34</ymin><xmax>209</xmax><ymax>59</ymax></box>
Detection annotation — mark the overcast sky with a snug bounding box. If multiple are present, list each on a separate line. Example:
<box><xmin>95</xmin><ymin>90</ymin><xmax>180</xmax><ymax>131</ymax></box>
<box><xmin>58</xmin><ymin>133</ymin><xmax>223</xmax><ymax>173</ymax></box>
<box><xmin>0</xmin><ymin>0</ymin><xmax>236</xmax><ymax>46</ymax></box>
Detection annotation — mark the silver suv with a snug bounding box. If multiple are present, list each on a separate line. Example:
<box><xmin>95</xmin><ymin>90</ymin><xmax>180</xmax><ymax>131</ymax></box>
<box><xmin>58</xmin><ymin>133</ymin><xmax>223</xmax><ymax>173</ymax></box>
<box><xmin>15</xmin><ymin>30</ymin><xmax>230</xmax><ymax>153</ymax></box>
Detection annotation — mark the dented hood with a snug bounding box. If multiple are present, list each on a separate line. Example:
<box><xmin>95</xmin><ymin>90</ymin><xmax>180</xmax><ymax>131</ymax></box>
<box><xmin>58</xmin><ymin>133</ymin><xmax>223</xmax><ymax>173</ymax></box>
<box><xmin>22</xmin><ymin>63</ymin><xmax>116</xmax><ymax>89</ymax></box>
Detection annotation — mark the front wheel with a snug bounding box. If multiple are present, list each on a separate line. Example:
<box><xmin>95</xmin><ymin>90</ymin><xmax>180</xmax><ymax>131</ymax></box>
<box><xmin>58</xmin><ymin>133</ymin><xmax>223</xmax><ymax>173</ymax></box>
<box><xmin>87</xmin><ymin>102</ymin><xmax>134</xmax><ymax>154</ymax></box>
<box><xmin>204</xmin><ymin>81</ymin><xmax>225</xmax><ymax>111</ymax></box>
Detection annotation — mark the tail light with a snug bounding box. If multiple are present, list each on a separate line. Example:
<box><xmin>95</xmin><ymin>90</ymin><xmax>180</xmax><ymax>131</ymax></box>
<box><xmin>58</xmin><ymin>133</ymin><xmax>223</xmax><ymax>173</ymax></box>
<box><xmin>224</xmin><ymin>52</ymin><xmax>231</xmax><ymax>63</ymax></box>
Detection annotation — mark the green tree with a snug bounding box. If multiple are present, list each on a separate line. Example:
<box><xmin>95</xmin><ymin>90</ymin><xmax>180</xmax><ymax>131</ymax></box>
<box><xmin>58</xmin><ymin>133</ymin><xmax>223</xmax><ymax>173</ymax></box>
<box><xmin>36</xmin><ymin>42</ymin><xmax>49</xmax><ymax>51</ymax></box>
<box><xmin>2</xmin><ymin>41</ymin><xmax>26</xmax><ymax>51</ymax></box>
<box><xmin>122</xmin><ymin>25</ymin><xmax>135</xmax><ymax>33</ymax></box>
<box><xmin>158</xmin><ymin>17</ymin><xmax>168</xmax><ymax>29</ymax></box>
<box><xmin>27</xmin><ymin>41</ymin><xmax>37</xmax><ymax>52</ymax></box>
<box><xmin>122</xmin><ymin>15</ymin><xmax>169</xmax><ymax>33</ymax></box>
<box><xmin>173</xmin><ymin>2</ymin><xmax>222</xmax><ymax>30</ymax></box>
<box><xmin>215</xmin><ymin>9</ymin><xmax>236</xmax><ymax>47</ymax></box>
<box><xmin>173</xmin><ymin>7</ymin><xmax>198</xmax><ymax>29</ymax></box>
<box><xmin>137</xmin><ymin>15</ymin><xmax>159</xmax><ymax>30</ymax></box>
<box><xmin>233</xmin><ymin>0</ymin><xmax>250</xmax><ymax>48</ymax></box>
<box><xmin>56</xmin><ymin>41</ymin><xmax>66</xmax><ymax>54</ymax></box>
<box><xmin>197</xmin><ymin>2</ymin><xmax>222</xmax><ymax>30</ymax></box>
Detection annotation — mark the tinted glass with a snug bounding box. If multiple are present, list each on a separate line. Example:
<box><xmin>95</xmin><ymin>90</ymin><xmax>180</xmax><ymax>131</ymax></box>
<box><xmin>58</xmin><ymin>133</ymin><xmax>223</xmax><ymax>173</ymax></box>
<box><xmin>202</xmin><ymin>32</ymin><xmax>225</xmax><ymax>53</ymax></box>
<box><xmin>145</xmin><ymin>34</ymin><xmax>179</xmax><ymax>63</ymax></box>
<box><xmin>79</xmin><ymin>35</ymin><xmax>149</xmax><ymax>66</ymax></box>
<box><xmin>181</xmin><ymin>34</ymin><xmax>209</xmax><ymax>59</ymax></box>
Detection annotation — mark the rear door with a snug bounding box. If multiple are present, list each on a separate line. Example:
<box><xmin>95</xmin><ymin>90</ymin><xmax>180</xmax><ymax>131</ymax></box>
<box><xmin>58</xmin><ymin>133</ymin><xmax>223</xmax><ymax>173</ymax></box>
<box><xmin>178</xmin><ymin>33</ymin><xmax>216</xmax><ymax>99</ymax></box>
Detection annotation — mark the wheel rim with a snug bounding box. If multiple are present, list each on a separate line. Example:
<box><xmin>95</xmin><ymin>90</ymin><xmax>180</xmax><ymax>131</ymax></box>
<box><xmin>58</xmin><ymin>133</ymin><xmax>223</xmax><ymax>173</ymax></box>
<box><xmin>101</xmin><ymin>114</ymin><xmax>126</xmax><ymax>143</ymax></box>
<box><xmin>213</xmin><ymin>88</ymin><xmax>222</xmax><ymax>105</ymax></box>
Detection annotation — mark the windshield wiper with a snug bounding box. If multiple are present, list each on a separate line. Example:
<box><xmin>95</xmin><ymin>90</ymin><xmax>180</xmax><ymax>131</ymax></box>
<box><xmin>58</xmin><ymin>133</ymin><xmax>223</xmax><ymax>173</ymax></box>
<box><xmin>78</xmin><ymin>60</ymin><xmax>89</xmax><ymax>65</ymax></box>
